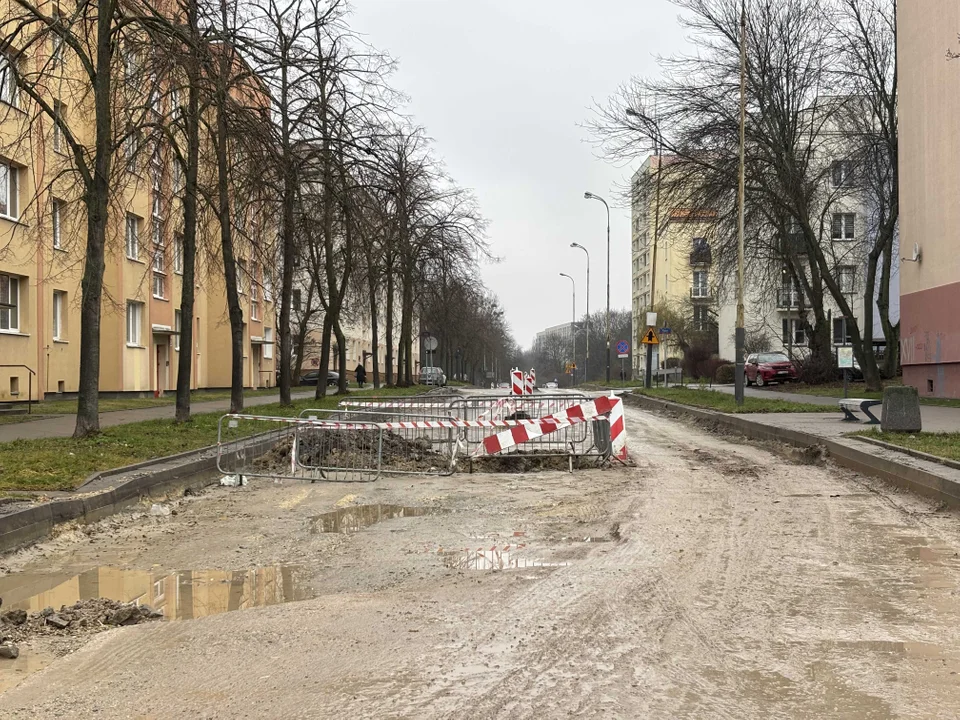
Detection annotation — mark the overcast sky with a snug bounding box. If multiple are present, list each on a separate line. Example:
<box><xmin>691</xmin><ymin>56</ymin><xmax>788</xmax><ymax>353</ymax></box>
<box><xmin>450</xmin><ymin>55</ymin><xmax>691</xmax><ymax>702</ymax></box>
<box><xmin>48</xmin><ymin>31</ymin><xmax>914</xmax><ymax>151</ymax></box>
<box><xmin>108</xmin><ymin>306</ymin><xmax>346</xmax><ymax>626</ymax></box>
<box><xmin>350</xmin><ymin>0</ymin><xmax>689</xmax><ymax>348</ymax></box>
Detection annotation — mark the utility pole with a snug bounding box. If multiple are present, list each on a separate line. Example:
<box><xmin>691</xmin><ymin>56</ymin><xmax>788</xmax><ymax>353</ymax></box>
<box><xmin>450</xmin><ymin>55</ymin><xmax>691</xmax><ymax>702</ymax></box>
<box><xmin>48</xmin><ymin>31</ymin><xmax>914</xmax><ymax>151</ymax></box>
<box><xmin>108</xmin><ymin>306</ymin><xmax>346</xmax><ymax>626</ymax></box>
<box><xmin>583</xmin><ymin>193</ymin><xmax>611</xmax><ymax>384</ymax></box>
<box><xmin>560</xmin><ymin>273</ymin><xmax>576</xmax><ymax>384</ymax></box>
<box><xmin>571</xmin><ymin>243</ymin><xmax>590</xmax><ymax>382</ymax></box>
<box><xmin>735</xmin><ymin>0</ymin><xmax>748</xmax><ymax>407</ymax></box>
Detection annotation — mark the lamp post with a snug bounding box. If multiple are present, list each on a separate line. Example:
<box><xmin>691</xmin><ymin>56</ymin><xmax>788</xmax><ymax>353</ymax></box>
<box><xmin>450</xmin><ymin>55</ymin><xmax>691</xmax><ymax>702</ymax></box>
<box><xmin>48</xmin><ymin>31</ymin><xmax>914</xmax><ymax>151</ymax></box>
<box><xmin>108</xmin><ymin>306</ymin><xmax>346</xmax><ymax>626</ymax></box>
<box><xmin>559</xmin><ymin>272</ymin><xmax>576</xmax><ymax>384</ymax></box>
<box><xmin>570</xmin><ymin>243</ymin><xmax>590</xmax><ymax>382</ymax></box>
<box><xmin>583</xmin><ymin>192</ymin><xmax>611</xmax><ymax>384</ymax></box>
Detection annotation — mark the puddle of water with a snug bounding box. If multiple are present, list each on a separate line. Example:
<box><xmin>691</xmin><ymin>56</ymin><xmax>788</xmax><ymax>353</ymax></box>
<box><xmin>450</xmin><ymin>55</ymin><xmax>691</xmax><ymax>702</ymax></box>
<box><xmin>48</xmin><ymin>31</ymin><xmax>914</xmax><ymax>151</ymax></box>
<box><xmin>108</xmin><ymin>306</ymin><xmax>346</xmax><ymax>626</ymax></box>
<box><xmin>0</xmin><ymin>649</ymin><xmax>51</xmax><ymax>694</ymax></box>
<box><xmin>312</xmin><ymin>504</ymin><xmax>434</xmax><ymax>534</ymax></box>
<box><xmin>0</xmin><ymin>565</ymin><xmax>303</xmax><ymax>621</ymax></box>
<box><xmin>448</xmin><ymin>547</ymin><xmax>570</xmax><ymax>571</ymax></box>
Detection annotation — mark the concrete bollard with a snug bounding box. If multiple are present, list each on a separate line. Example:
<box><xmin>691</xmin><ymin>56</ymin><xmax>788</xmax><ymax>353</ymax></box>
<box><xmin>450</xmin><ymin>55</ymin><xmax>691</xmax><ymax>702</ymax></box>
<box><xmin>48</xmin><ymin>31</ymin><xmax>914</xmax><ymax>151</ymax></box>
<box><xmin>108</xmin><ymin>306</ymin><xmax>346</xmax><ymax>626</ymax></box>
<box><xmin>881</xmin><ymin>386</ymin><xmax>922</xmax><ymax>433</ymax></box>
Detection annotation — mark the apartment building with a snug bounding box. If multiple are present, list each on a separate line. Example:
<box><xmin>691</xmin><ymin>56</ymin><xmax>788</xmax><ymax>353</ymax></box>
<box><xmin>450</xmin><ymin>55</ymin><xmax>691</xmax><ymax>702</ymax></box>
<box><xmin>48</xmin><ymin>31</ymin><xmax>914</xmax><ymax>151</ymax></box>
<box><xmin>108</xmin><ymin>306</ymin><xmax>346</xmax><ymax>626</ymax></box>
<box><xmin>0</xmin><ymin>19</ymin><xmax>276</xmax><ymax>401</ymax></box>
<box><xmin>898</xmin><ymin>2</ymin><xmax>960</xmax><ymax>397</ymax></box>
<box><xmin>631</xmin><ymin>156</ymin><xmax>719</xmax><ymax>376</ymax></box>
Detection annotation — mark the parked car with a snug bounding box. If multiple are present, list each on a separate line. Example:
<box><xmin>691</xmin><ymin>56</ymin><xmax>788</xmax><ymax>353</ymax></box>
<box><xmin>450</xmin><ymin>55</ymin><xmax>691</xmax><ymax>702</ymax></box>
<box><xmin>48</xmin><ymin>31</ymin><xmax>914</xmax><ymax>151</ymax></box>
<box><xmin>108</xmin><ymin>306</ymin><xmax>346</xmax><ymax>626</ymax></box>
<box><xmin>543</xmin><ymin>381</ymin><xmax>560</xmax><ymax>389</ymax></box>
<box><xmin>298</xmin><ymin>370</ymin><xmax>340</xmax><ymax>387</ymax></box>
<box><xmin>745</xmin><ymin>352</ymin><xmax>798</xmax><ymax>386</ymax></box>
<box><xmin>497</xmin><ymin>381</ymin><xmax>510</xmax><ymax>390</ymax></box>
<box><xmin>420</xmin><ymin>367</ymin><xmax>447</xmax><ymax>386</ymax></box>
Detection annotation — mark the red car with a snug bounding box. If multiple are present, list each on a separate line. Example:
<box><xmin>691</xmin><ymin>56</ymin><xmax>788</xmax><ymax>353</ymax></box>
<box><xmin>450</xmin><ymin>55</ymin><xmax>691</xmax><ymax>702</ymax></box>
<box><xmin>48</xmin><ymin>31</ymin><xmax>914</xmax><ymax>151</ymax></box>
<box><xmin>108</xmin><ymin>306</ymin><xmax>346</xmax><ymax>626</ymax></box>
<box><xmin>745</xmin><ymin>352</ymin><xmax>798</xmax><ymax>386</ymax></box>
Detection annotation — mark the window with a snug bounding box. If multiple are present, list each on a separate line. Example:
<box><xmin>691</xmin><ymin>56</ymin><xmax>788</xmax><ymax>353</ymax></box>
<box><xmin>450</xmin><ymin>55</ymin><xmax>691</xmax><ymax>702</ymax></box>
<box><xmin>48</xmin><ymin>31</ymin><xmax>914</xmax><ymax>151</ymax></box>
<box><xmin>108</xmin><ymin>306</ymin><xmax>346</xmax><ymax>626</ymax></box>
<box><xmin>172</xmin><ymin>158</ymin><xmax>184</xmax><ymax>195</ymax></box>
<box><xmin>236</xmin><ymin>259</ymin><xmax>246</xmax><ymax>295</ymax></box>
<box><xmin>833</xmin><ymin>317</ymin><xmax>853</xmax><ymax>346</ymax></box>
<box><xmin>152</xmin><ymin>232</ymin><xmax>165</xmax><ymax>299</ymax></box>
<box><xmin>53</xmin><ymin>100</ymin><xmax>65</xmax><ymax>153</ymax></box>
<box><xmin>52</xmin><ymin>198</ymin><xmax>62</xmax><ymax>249</ymax></box>
<box><xmin>123</xmin><ymin>46</ymin><xmax>138</xmax><ymax>85</ymax></box>
<box><xmin>174</xmin><ymin>309</ymin><xmax>181</xmax><ymax>351</ymax></box>
<box><xmin>51</xmin><ymin>7</ymin><xmax>64</xmax><ymax>67</ymax></box>
<box><xmin>126</xmin><ymin>301</ymin><xmax>143</xmax><ymax>346</ymax></box>
<box><xmin>0</xmin><ymin>53</ymin><xmax>18</xmax><ymax>108</ymax></box>
<box><xmin>781</xmin><ymin>318</ymin><xmax>806</xmax><ymax>346</ymax></box>
<box><xmin>173</xmin><ymin>233</ymin><xmax>183</xmax><ymax>274</ymax></box>
<box><xmin>263</xmin><ymin>271</ymin><xmax>273</xmax><ymax>302</ymax></box>
<box><xmin>170</xmin><ymin>86</ymin><xmax>181</xmax><ymax>119</ymax></box>
<box><xmin>264</xmin><ymin>327</ymin><xmax>274</xmax><ymax>359</ymax></box>
<box><xmin>0</xmin><ymin>274</ymin><xmax>19</xmax><ymax>332</ymax></box>
<box><xmin>292</xmin><ymin>288</ymin><xmax>301</xmax><ymax>312</ymax></box>
<box><xmin>124</xmin><ymin>128</ymin><xmax>137</xmax><ymax>173</ymax></box>
<box><xmin>693</xmin><ymin>305</ymin><xmax>711</xmax><ymax>331</ymax></box>
<box><xmin>0</xmin><ymin>161</ymin><xmax>19</xmax><ymax>219</ymax></box>
<box><xmin>125</xmin><ymin>214</ymin><xmax>140</xmax><ymax>260</ymax></box>
<box><xmin>831</xmin><ymin>160</ymin><xmax>853</xmax><ymax>188</ymax></box>
<box><xmin>831</xmin><ymin>213</ymin><xmax>855</xmax><ymax>241</ymax></box>
<box><xmin>780</xmin><ymin>274</ymin><xmax>802</xmax><ymax>307</ymax></box>
<box><xmin>250</xmin><ymin>264</ymin><xmax>260</xmax><ymax>321</ymax></box>
<box><xmin>52</xmin><ymin>290</ymin><xmax>65</xmax><ymax>340</ymax></box>
<box><xmin>692</xmin><ymin>270</ymin><xmax>709</xmax><ymax>298</ymax></box>
<box><xmin>838</xmin><ymin>266</ymin><xmax>856</xmax><ymax>294</ymax></box>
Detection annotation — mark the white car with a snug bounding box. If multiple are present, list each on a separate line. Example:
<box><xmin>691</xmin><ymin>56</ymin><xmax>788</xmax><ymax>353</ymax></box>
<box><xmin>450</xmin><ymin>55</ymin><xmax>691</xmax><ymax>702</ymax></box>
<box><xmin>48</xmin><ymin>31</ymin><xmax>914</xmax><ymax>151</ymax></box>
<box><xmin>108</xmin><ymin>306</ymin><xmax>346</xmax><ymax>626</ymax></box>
<box><xmin>543</xmin><ymin>381</ymin><xmax>559</xmax><ymax>389</ymax></box>
<box><xmin>420</xmin><ymin>367</ymin><xmax>447</xmax><ymax>386</ymax></box>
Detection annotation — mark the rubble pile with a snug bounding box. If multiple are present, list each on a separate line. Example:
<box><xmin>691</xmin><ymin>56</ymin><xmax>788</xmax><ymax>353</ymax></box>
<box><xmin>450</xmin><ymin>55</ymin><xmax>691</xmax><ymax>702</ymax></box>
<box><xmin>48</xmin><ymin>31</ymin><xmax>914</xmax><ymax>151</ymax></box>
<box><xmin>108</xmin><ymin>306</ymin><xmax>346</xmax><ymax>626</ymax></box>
<box><xmin>255</xmin><ymin>429</ymin><xmax>445</xmax><ymax>473</ymax></box>
<box><xmin>0</xmin><ymin>599</ymin><xmax>163</xmax><ymax>659</ymax></box>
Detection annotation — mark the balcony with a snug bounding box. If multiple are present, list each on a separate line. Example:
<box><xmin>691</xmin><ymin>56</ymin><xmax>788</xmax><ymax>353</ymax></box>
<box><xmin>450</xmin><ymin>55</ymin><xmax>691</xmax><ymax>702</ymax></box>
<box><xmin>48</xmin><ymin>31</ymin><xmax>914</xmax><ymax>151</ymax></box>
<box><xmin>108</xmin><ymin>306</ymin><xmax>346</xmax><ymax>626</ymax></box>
<box><xmin>690</xmin><ymin>287</ymin><xmax>714</xmax><ymax>302</ymax></box>
<box><xmin>689</xmin><ymin>246</ymin><xmax>712</xmax><ymax>266</ymax></box>
<box><xmin>777</xmin><ymin>291</ymin><xmax>802</xmax><ymax>310</ymax></box>
<box><xmin>779</xmin><ymin>233</ymin><xmax>808</xmax><ymax>256</ymax></box>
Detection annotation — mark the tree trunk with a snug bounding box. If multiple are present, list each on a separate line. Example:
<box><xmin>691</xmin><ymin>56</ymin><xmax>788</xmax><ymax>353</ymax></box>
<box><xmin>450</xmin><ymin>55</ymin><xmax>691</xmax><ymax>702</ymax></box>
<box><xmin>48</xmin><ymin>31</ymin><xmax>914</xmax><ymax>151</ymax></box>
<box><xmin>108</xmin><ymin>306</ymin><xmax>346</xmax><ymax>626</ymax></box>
<box><xmin>367</xmin><ymin>263</ymin><xmax>381</xmax><ymax>389</ymax></box>
<box><xmin>385</xmin><ymin>262</ymin><xmax>394</xmax><ymax>386</ymax></box>
<box><xmin>278</xmin><ymin>62</ymin><xmax>295</xmax><ymax>406</ymax></box>
<box><xmin>335</xmin><ymin>321</ymin><xmax>348</xmax><ymax>394</ymax></box>
<box><xmin>175</xmin><ymin>6</ymin><xmax>201</xmax><ymax>423</ymax></box>
<box><xmin>315</xmin><ymin>314</ymin><xmax>332</xmax><ymax>401</ymax></box>
<box><xmin>73</xmin><ymin>3</ymin><xmax>115</xmax><ymax>439</ymax></box>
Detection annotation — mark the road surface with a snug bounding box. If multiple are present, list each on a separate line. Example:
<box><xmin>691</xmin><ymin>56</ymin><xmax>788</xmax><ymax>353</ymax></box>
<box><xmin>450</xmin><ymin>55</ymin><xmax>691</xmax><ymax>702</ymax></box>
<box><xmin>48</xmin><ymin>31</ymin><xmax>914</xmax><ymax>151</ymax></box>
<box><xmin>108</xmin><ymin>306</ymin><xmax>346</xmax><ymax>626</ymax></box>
<box><xmin>2</xmin><ymin>404</ymin><xmax>960</xmax><ymax>718</ymax></box>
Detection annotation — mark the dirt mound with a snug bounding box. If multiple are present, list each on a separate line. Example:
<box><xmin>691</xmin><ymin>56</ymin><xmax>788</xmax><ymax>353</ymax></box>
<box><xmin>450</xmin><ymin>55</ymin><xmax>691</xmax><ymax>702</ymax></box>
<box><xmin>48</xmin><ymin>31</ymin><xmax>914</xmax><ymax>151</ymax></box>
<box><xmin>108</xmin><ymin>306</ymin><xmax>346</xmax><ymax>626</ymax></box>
<box><xmin>468</xmin><ymin>451</ymin><xmax>603</xmax><ymax>474</ymax></box>
<box><xmin>1</xmin><ymin>599</ymin><xmax>162</xmax><ymax>650</ymax></box>
<box><xmin>254</xmin><ymin>430</ymin><xmax>448</xmax><ymax>474</ymax></box>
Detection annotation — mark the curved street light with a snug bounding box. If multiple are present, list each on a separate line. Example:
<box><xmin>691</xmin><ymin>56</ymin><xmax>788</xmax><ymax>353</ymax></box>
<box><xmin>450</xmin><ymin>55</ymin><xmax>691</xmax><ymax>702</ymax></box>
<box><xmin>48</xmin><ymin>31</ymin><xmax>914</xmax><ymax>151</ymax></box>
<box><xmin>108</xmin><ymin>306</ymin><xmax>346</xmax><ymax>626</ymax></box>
<box><xmin>583</xmin><ymin>192</ymin><xmax>611</xmax><ymax>383</ymax></box>
<box><xmin>559</xmin><ymin>272</ymin><xmax>576</xmax><ymax>385</ymax></box>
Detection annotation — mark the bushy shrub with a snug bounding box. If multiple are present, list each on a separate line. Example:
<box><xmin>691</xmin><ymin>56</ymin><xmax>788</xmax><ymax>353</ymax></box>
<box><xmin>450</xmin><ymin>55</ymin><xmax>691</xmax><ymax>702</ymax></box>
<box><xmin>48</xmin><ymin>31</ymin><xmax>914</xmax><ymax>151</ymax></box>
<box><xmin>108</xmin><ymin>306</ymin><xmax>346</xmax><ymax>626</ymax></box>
<box><xmin>665</xmin><ymin>356</ymin><xmax>682</xmax><ymax>369</ymax></box>
<box><xmin>702</xmin><ymin>357</ymin><xmax>731</xmax><ymax>382</ymax></box>
<box><xmin>796</xmin><ymin>352</ymin><xmax>836</xmax><ymax>385</ymax></box>
<box><xmin>715</xmin><ymin>363</ymin><xmax>736</xmax><ymax>384</ymax></box>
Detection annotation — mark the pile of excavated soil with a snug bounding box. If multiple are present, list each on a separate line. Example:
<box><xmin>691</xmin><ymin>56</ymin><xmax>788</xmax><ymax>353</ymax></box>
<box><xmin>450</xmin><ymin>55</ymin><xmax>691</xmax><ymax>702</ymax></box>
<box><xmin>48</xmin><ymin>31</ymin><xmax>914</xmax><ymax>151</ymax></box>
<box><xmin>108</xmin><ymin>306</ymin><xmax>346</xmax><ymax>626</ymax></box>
<box><xmin>468</xmin><ymin>451</ymin><xmax>605</xmax><ymax>474</ymax></box>
<box><xmin>255</xmin><ymin>430</ymin><xmax>449</xmax><ymax>474</ymax></box>
<box><xmin>0</xmin><ymin>600</ymin><xmax>162</xmax><ymax>660</ymax></box>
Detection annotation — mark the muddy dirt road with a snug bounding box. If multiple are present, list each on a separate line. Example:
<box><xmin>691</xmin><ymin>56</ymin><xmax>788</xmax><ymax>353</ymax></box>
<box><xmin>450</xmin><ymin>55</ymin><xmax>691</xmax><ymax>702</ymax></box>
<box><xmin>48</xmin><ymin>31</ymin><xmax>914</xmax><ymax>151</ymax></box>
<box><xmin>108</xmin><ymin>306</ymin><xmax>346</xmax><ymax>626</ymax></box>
<box><xmin>4</xmin><ymin>406</ymin><xmax>960</xmax><ymax>718</ymax></box>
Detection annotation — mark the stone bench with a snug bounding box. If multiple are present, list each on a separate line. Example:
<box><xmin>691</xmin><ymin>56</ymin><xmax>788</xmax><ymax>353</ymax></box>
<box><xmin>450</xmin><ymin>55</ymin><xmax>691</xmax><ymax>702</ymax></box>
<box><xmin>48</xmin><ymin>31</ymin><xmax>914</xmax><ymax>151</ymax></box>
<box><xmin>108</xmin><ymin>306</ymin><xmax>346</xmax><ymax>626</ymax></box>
<box><xmin>839</xmin><ymin>398</ymin><xmax>882</xmax><ymax>424</ymax></box>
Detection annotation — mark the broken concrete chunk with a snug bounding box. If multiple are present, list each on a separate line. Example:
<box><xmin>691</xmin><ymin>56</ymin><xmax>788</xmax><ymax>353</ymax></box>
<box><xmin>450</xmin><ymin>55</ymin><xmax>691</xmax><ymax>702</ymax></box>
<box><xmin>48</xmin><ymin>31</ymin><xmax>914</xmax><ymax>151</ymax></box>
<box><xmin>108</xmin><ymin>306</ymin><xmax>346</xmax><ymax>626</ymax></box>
<box><xmin>46</xmin><ymin>614</ymin><xmax>71</xmax><ymax>630</ymax></box>
<box><xmin>1</xmin><ymin>609</ymin><xmax>27</xmax><ymax>626</ymax></box>
<box><xmin>150</xmin><ymin>503</ymin><xmax>172</xmax><ymax>517</ymax></box>
<box><xmin>0</xmin><ymin>644</ymin><xmax>19</xmax><ymax>659</ymax></box>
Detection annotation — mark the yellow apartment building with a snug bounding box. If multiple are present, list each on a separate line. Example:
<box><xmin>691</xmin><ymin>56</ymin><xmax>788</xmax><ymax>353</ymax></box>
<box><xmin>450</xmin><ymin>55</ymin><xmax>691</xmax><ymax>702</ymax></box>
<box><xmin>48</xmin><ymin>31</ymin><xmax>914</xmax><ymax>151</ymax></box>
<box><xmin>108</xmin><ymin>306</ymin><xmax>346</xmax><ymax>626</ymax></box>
<box><xmin>0</xmin><ymin>8</ymin><xmax>276</xmax><ymax>402</ymax></box>
<box><xmin>631</xmin><ymin>156</ymin><xmax>718</xmax><ymax>375</ymax></box>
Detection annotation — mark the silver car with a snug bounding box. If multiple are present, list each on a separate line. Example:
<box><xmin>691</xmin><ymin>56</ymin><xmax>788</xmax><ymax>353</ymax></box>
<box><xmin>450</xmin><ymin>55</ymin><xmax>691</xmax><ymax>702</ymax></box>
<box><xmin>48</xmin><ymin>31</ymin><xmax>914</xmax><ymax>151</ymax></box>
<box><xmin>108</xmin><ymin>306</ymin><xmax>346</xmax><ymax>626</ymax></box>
<box><xmin>420</xmin><ymin>367</ymin><xmax>447</xmax><ymax>386</ymax></box>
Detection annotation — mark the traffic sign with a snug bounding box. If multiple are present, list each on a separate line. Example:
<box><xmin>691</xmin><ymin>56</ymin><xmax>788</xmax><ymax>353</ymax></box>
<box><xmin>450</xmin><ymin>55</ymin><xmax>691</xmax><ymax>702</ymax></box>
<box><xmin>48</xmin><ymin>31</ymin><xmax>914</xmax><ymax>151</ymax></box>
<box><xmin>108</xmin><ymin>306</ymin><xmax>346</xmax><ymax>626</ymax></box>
<box><xmin>616</xmin><ymin>340</ymin><xmax>630</xmax><ymax>355</ymax></box>
<box><xmin>659</xmin><ymin>327</ymin><xmax>672</xmax><ymax>335</ymax></box>
<box><xmin>641</xmin><ymin>327</ymin><xmax>660</xmax><ymax>345</ymax></box>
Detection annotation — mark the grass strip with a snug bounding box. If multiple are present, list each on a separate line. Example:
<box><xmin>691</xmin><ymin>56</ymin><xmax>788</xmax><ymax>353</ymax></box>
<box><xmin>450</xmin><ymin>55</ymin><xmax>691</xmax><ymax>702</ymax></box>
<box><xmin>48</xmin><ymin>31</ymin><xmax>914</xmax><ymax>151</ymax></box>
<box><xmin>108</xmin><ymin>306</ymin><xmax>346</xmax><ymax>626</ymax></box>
<box><xmin>633</xmin><ymin>387</ymin><xmax>828</xmax><ymax>414</ymax></box>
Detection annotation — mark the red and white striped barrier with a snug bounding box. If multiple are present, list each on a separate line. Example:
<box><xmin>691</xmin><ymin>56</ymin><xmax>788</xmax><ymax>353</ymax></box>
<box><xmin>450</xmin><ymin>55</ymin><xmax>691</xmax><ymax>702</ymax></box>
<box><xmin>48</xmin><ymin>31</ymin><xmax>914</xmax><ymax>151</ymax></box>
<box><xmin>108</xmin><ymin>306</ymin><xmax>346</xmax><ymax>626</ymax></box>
<box><xmin>524</xmin><ymin>373</ymin><xmax>534</xmax><ymax>395</ymax></box>
<box><xmin>511</xmin><ymin>369</ymin><xmax>524</xmax><ymax>396</ymax></box>
<box><xmin>477</xmin><ymin>395</ymin><xmax>627</xmax><ymax>458</ymax></box>
<box><xmin>529</xmin><ymin>368</ymin><xmax>536</xmax><ymax>388</ymax></box>
<box><xmin>338</xmin><ymin>401</ymin><xmax>452</xmax><ymax>410</ymax></box>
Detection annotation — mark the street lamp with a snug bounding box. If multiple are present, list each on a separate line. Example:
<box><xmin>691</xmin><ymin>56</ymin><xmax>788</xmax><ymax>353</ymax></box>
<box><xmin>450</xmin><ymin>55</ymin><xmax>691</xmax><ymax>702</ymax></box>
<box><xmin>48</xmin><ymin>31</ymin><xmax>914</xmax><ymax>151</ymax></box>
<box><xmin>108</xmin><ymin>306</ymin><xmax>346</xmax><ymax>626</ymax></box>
<box><xmin>583</xmin><ymin>192</ymin><xmax>611</xmax><ymax>384</ymax></box>
<box><xmin>559</xmin><ymin>272</ymin><xmax>576</xmax><ymax>385</ymax></box>
<box><xmin>570</xmin><ymin>242</ymin><xmax>590</xmax><ymax>382</ymax></box>
<box><xmin>735</xmin><ymin>0</ymin><xmax>748</xmax><ymax>406</ymax></box>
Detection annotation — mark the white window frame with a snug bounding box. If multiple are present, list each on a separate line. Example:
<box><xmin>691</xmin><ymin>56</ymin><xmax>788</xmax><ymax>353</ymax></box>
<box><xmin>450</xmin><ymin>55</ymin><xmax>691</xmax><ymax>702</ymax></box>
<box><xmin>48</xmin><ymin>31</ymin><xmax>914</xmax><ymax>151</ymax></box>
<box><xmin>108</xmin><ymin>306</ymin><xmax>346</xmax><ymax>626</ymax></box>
<box><xmin>236</xmin><ymin>259</ymin><xmax>246</xmax><ymax>295</ymax></box>
<box><xmin>173</xmin><ymin>233</ymin><xmax>183</xmax><ymax>274</ymax></box>
<box><xmin>831</xmin><ymin>213</ymin><xmax>855</xmax><ymax>241</ymax></box>
<box><xmin>838</xmin><ymin>266</ymin><xmax>856</xmax><ymax>294</ymax></box>
<box><xmin>125</xmin><ymin>214</ymin><xmax>140</xmax><ymax>260</ymax></box>
<box><xmin>0</xmin><ymin>274</ymin><xmax>20</xmax><ymax>332</ymax></box>
<box><xmin>52</xmin><ymin>290</ymin><xmax>65</xmax><ymax>341</ymax></box>
<box><xmin>51</xmin><ymin>7</ymin><xmax>64</xmax><ymax>68</ymax></box>
<box><xmin>833</xmin><ymin>317</ymin><xmax>853</xmax><ymax>346</ymax></box>
<box><xmin>126</xmin><ymin>300</ymin><xmax>143</xmax><ymax>347</ymax></box>
<box><xmin>264</xmin><ymin>327</ymin><xmax>273</xmax><ymax>360</ymax></box>
<box><xmin>831</xmin><ymin>160</ymin><xmax>853</xmax><ymax>188</ymax></box>
<box><xmin>781</xmin><ymin>318</ymin><xmax>806</xmax><ymax>346</ymax></box>
<box><xmin>174</xmin><ymin>309</ymin><xmax>181</xmax><ymax>351</ymax></box>
<box><xmin>53</xmin><ymin>99</ymin><xmax>65</xmax><ymax>153</ymax></box>
<box><xmin>692</xmin><ymin>270</ymin><xmax>709</xmax><ymax>298</ymax></box>
<box><xmin>0</xmin><ymin>53</ymin><xmax>18</xmax><ymax>108</ymax></box>
<box><xmin>0</xmin><ymin>161</ymin><xmax>20</xmax><ymax>220</ymax></box>
<box><xmin>692</xmin><ymin>305</ymin><xmax>710</xmax><ymax>332</ymax></box>
<box><xmin>52</xmin><ymin>198</ymin><xmax>62</xmax><ymax>249</ymax></box>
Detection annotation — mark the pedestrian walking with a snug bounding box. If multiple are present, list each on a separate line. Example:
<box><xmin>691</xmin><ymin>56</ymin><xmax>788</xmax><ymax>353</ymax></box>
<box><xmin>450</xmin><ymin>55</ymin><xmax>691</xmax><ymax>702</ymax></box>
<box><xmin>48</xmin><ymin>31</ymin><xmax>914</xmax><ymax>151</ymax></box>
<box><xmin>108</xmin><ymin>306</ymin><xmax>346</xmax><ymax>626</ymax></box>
<box><xmin>355</xmin><ymin>363</ymin><xmax>367</xmax><ymax>389</ymax></box>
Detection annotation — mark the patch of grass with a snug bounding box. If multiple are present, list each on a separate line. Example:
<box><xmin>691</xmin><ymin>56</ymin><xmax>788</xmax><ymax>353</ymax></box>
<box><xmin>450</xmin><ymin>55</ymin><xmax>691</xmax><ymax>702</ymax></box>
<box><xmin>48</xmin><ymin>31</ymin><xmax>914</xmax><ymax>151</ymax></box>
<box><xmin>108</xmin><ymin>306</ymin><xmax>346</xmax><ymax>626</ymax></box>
<box><xmin>29</xmin><ymin>387</ymin><xmax>291</xmax><ymax>415</ymax></box>
<box><xmin>634</xmin><ymin>387</ymin><xmax>828</xmax><ymax>414</ymax></box>
<box><xmin>854</xmin><ymin>429</ymin><xmax>960</xmax><ymax>463</ymax></box>
<box><xmin>0</xmin><ymin>385</ymin><xmax>428</xmax><ymax>493</ymax></box>
<box><xmin>781</xmin><ymin>383</ymin><xmax>884</xmax><ymax>401</ymax></box>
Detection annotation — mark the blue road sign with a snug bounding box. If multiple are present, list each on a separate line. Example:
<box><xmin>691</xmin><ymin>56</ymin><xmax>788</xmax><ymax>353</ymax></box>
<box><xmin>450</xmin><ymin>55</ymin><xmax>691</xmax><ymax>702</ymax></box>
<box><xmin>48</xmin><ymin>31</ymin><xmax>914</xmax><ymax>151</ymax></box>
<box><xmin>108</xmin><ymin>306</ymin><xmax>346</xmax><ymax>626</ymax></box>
<box><xmin>659</xmin><ymin>327</ymin><xmax>672</xmax><ymax>335</ymax></box>
<box><xmin>616</xmin><ymin>340</ymin><xmax>630</xmax><ymax>354</ymax></box>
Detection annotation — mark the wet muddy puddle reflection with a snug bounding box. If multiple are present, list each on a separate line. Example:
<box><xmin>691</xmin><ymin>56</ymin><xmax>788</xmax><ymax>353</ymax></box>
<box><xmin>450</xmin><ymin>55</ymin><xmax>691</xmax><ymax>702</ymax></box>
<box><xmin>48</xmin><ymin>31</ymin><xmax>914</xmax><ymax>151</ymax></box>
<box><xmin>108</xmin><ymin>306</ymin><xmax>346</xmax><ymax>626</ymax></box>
<box><xmin>311</xmin><ymin>504</ymin><xmax>438</xmax><ymax>534</ymax></box>
<box><xmin>0</xmin><ymin>565</ymin><xmax>304</xmax><ymax>622</ymax></box>
<box><xmin>446</xmin><ymin>546</ymin><xmax>570</xmax><ymax>571</ymax></box>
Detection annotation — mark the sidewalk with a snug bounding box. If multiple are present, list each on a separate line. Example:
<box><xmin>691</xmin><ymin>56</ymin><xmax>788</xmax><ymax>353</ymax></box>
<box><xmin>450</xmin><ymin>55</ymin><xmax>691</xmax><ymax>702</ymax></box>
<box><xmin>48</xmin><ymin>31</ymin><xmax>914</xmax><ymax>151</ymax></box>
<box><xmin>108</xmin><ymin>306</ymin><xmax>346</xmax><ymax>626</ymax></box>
<box><xmin>0</xmin><ymin>389</ymin><xmax>325</xmax><ymax>443</ymax></box>
<box><xmin>708</xmin><ymin>384</ymin><xmax>960</xmax><ymax>433</ymax></box>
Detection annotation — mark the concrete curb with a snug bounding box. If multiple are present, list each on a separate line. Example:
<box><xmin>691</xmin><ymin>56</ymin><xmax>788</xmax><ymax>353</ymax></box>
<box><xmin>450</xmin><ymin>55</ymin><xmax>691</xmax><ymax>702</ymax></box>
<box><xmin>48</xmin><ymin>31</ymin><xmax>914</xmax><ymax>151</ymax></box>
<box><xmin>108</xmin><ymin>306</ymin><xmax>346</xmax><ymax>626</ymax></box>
<box><xmin>850</xmin><ymin>434</ymin><xmax>960</xmax><ymax>473</ymax></box>
<box><xmin>624</xmin><ymin>393</ymin><xmax>960</xmax><ymax>507</ymax></box>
